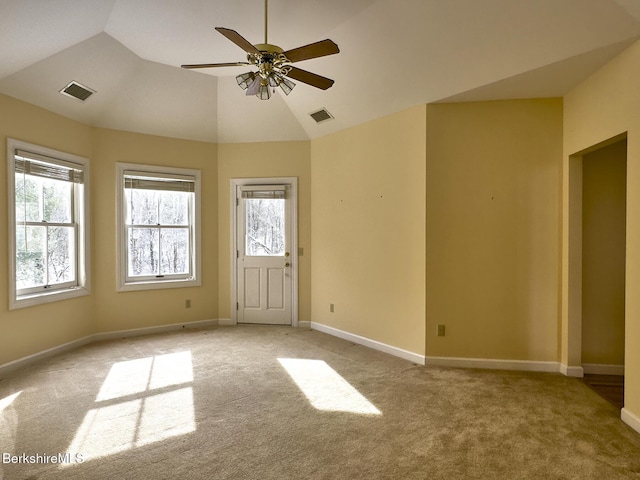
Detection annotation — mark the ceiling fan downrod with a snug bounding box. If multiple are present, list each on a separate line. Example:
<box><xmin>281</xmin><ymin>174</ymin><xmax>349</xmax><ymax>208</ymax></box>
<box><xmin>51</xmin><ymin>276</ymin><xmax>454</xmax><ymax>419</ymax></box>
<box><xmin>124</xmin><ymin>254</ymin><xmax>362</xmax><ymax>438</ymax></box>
<box><xmin>264</xmin><ymin>0</ymin><xmax>268</xmax><ymax>45</ymax></box>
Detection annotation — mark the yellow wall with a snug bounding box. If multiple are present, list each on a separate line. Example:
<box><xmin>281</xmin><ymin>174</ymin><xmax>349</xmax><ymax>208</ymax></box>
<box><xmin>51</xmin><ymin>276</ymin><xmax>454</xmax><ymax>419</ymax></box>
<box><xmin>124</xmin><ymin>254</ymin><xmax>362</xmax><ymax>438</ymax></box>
<box><xmin>426</xmin><ymin>100</ymin><xmax>563</xmax><ymax>361</ymax></box>
<box><xmin>0</xmin><ymin>95</ymin><xmax>94</xmax><ymax>365</ymax></box>
<box><xmin>310</xmin><ymin>105</ymin><xmax>426</xmax><ymax>355</ymax></box>
<box><xmin>564</xmin><ymin>39</ymin><xmax>640</xmax><ymax>418</ymax></box>
<box><xmin>581</xmin><ymin>140</ymin><xmax>626</xmax><ymax>366</ymax></box>
<box><xmin>217</xmin><ymin>141</ymin><xmax>311</xmax><ymax>321</ymax></box>
<box><xmin>0</xmin><ymin>95</ymin><xmax>219</xmax><ymax>367</ymax></box>
<box><xmin>91</xmin><ymin>128</ymin><xmax>218</xmax><ymax>333</ymax></box>
<box><xmin>3</xmin><ymin>33</ymin><xmax>640</xmax><ymax>431</ymax></box>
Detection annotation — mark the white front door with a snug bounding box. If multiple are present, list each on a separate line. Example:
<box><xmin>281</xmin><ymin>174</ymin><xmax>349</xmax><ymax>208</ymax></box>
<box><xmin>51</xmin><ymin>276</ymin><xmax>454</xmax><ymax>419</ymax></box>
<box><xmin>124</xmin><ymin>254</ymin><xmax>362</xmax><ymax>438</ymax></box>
<box><xmin>236</xmin><ymin>183</ymin><xmax>293</xmax><ymax>325</ymax></box>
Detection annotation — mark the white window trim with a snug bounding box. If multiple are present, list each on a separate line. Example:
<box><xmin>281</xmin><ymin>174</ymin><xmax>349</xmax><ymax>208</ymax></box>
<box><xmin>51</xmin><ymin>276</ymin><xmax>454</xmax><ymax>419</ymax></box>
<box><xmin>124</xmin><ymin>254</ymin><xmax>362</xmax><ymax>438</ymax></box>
<box><xmin>7</xmin><ymin>138</ymin><xmax>91</xmax><ymax>310</ymax></box>
<box><xmin>116</xmin><ymin>162</ymin><xmax>202</xmax><ymax>292</ymax></box>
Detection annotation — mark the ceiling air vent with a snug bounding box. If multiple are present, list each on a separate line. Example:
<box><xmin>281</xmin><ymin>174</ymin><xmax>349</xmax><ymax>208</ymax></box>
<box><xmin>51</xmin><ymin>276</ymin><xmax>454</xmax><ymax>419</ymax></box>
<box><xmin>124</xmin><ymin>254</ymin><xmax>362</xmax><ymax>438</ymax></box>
<box><xmin>60</xmin><ymin>81</ymin><xmax>95</xmax><ymax>102</ymax></box>
<box><xmin>309</xmin><ymin>108</ymin><xmax>334</xmax><ymax>124</ymax></box>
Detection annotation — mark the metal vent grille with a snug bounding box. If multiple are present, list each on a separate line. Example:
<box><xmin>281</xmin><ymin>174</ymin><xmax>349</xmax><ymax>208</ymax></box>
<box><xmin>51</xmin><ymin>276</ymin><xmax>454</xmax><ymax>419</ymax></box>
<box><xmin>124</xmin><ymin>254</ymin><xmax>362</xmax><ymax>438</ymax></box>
<box><xmin>309</xmin><ymin>108</ymin><xmax>334</xmax><ymax>124</ymax></box>
<box><xmin>60</xmin><ymin>81</ymin><xmax>95</xmax><ymax>101</ymax></box>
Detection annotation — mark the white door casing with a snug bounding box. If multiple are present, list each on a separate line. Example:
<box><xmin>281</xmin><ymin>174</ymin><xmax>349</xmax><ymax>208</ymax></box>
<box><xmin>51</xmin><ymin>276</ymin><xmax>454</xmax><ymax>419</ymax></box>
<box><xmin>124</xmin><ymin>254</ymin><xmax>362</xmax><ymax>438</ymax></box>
<box><xmin>231</xmin><ymin>178</ymin><xmax>298</xmax><ymax>326</ymax></box>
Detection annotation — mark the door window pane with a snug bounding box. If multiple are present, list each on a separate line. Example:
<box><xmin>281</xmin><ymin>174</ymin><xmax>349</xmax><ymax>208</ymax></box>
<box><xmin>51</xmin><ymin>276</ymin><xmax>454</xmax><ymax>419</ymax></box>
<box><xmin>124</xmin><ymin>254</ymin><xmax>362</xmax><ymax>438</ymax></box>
<box><xmin>245</xmin><ymin>198</ymin><xmax>285</xmax><ymax>256</ymax></box>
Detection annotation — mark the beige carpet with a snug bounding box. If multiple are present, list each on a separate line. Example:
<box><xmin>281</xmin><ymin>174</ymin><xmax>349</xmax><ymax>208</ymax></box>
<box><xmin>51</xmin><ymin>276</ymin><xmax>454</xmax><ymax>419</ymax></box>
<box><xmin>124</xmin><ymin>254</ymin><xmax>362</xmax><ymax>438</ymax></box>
<box><xmin>1</xmin><ymin>325</ymin><xmax>640</xmax><ymax>479</ymax></box>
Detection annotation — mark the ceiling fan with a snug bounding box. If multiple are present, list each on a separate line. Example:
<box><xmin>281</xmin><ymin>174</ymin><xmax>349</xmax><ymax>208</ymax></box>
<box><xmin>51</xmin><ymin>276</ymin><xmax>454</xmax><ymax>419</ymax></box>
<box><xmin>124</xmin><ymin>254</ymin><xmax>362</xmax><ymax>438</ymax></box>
<box><xmin>181</xmin><ymin>0</ymin><xmax>339</xmax><ymax>100</ymax></box>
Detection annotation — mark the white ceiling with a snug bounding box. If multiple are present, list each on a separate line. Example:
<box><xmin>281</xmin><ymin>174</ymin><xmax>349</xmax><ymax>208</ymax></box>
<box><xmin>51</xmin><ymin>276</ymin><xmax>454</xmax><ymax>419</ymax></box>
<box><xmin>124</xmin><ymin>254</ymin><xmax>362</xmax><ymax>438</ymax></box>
<box><xmin>2</xmin><ymin>0</ymin><xmax>640</xmax><ymax>143</ymax></box>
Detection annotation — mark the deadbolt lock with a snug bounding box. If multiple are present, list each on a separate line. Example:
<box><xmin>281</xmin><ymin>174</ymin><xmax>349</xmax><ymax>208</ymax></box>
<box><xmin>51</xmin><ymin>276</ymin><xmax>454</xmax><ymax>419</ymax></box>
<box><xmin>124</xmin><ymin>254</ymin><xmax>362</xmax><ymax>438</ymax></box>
<box><xmin>285</xmin><ymin>252</ymin><xmax>290</xmax><ymax>257</ymax></box>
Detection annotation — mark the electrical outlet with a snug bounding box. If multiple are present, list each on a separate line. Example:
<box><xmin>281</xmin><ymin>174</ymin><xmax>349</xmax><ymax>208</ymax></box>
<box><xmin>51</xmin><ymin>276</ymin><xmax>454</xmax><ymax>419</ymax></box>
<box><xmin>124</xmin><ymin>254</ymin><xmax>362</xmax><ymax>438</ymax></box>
<box><xmin>437</xmin><ymin>324</ymin><xmax>445</xmax><ymax>336</ymax></box>
<box><xmin>330</xmin><ymin>303</ymin><xmax>335</xmax><ymax>313</ymax></box>
<box><xmin>185</xmin><ymin>299</ymin><xmax>191</xmax><ymax>308</ymax></box>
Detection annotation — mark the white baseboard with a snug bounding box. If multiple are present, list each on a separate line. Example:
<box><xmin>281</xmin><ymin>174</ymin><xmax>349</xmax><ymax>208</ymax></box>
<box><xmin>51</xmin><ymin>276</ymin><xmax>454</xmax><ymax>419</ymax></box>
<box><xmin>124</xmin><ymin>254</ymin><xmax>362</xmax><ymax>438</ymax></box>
<box><xmin>310</xmin><ymin>322</ymin><xmax>425</xmax><ymax>365</ymax></box>
<box><xmin>622</xmin><ymin>408</ymin><xmax>640</xmax><ymax>435</ymax></box>
<box><xmin>297</xmin><ymin>321</ymin><xmax>311</xmax><ymax>329</ymax></box>
<box><xmin>0</xmin><ymin>335</ymin><xmax>94</xmax><ymax>376</ymax></box>
<box><xmin>582</xmin><ymin>363</ymin><xmax>625</xmax><ymax>376</ymax></box>
<box><xmin>92</xmin><ymin>318</ymin><xmax>219</xmax><ymax>342</ymax></box>
<box><xmin>426</xmin><ymin>356</ymin><xmax>560</xmax><ymax>373</ymax></box>
<box><xmin>0</xmin><ymin>318</ymin><xmax>220</xmax><ymax>377</ymax></box>
<box><xmin>218</xmin><ymin>318</ymin><xmax>235</xmax><ymax>326</ymax></box>
<box><xmin>560</xmin><ymin>363</ymin><xmax>584</xmax><ymax>377</ymax></box>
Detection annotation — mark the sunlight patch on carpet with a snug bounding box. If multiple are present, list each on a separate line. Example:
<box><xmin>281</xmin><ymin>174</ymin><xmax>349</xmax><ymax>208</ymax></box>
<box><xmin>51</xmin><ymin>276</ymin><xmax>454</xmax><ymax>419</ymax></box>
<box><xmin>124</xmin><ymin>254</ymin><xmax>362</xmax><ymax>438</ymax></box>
<box><xmin>0</xmin><ymin>391</ymin><xmax>22</xmax><ymax>459</ymax></box>
<box><xmin>96</xmin><ymin>351</ymin><xmax>193</xmax><ymax>401</ymax></box>
<box><xmin>63</xmin><ymin>352</ymin><xmax>195</xmax><ymax>466</ymax></box>
<box><xmin>0</xmin><ymin>391</ymin><xmax>21</xmax><ymax>412</ymax></box>
<box><xmin>278</xmin><ymin>358</ymin><xmax>381</xmax><ymax>415</ymax></box>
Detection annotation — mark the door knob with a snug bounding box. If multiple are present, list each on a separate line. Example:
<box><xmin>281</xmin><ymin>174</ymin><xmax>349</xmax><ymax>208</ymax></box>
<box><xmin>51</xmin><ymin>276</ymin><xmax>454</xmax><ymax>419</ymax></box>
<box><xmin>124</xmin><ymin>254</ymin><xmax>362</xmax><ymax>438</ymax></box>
<box><xmin>284</xmin><ymin>262</ymin><xmax>290</xmax><ymax>267</ymax></box>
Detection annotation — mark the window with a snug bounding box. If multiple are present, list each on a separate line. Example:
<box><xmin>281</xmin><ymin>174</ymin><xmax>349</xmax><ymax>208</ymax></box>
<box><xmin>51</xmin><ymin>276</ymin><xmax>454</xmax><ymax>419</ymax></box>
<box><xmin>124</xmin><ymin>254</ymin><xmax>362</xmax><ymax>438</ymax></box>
<box><xmin>243</xmin><ymin>187</ymin><xmax>286</xmax><ymax>256</ymax></box>
<box><xmin>117</xmin><ymin>163</ymin><xmax>201</xmax><ymax>291</ymax></box>
<box><xmin>8</xmin><ymin>139</ymin><xmax>90</xmax><ymax>309</ymax></box>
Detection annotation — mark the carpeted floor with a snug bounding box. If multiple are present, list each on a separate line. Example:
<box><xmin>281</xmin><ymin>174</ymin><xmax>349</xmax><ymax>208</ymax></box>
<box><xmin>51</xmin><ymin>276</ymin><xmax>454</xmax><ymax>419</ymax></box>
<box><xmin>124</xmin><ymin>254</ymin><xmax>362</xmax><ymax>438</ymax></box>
<box><xmin>1</xmin><ymin>325</ymin><xmax>640</xmax><ymax>480</ymax></box>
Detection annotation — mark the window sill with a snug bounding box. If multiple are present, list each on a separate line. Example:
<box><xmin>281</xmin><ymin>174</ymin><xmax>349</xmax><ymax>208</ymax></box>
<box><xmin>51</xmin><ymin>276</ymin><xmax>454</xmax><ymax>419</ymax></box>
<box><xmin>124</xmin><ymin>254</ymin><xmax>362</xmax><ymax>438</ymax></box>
<box><xmin>117</xmin><ymin>277</ymin><xmax>201</xmax><ymax>292</ymax></box>
<box><xmin>11</xmin><ymin>286</ymin><xmax>90</xmax><ymax>310</ymax></box>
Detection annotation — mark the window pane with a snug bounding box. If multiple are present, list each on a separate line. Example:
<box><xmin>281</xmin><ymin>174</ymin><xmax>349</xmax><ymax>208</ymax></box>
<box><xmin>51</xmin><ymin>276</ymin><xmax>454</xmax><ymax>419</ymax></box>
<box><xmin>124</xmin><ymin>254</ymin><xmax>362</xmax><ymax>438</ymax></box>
<box><xmin>245</xmin><ymin>198</ymin><xmax>285</xmax><ymax>256</ymax></box>
<box><xmin>15</xmin><ymin>176</ymin><xmax>42</xmax><ymax>222</ymax></box>
<box><xmin>43</xmin><ymin>177</ymin><xmax>72</xmax><ymax>223</ymax></box>
<box><xmin>160</xmin><ymin>228</ymin><xmax>190</xmax><ymax>275</ymax></box>
<box><xmin>127</xmin><ymin>189</ymin><xmax>159</xmax><ymax>225</ymax></box>
<box><xmin>48</xmin><ymin>226</ymin><xmax>75</xmax><ymax>285</ymax></box>
<box><xmin>15</xmin><ymin>175</ymin><xmax>26</xmax><ymax>223</ymax></box>
<box><xmin>16</xmin><ymin>226</ymin><xmax>46</xmax><ymax>289</ymax></box>
<box><xmin>159</xmin><ymin>192</ymin><xmax>189</xmax><ymax>226</ymax></box>
<box><xmin>128</xmin><ymin>228</ymin><xmax>160</xmax><ymax>276</ymax></box>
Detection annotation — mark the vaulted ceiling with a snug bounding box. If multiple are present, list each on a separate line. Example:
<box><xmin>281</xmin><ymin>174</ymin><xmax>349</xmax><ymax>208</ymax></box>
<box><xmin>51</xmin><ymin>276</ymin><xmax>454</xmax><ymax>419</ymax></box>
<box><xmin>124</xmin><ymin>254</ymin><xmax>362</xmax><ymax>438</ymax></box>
<box><xmin>2</xmin><ymin>0</ymin><xmax>640</xmax><ymax>143</ymax></box>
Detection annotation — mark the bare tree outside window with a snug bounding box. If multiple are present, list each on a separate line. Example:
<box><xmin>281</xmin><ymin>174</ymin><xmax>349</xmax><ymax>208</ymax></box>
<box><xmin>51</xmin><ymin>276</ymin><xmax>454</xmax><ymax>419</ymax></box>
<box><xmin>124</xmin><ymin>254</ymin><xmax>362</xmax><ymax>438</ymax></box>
<box><xmin>125</xmin><ymin>185</ymin><xmax>192</xmax><ymax>278</ymax></box>
<box><xmin>15</xmin><ymin>174</ymin><xmax>76</xmax><ymax>290</ymax></box>
<box><xmin>9</xmin><ymin>140</ymin><xmax>89</xmax><ymax>309</ymax></box>
<box><xmin>245</xmin><ymin>198</ymin><xmax>285</xmax><ymax>256</ymax></box>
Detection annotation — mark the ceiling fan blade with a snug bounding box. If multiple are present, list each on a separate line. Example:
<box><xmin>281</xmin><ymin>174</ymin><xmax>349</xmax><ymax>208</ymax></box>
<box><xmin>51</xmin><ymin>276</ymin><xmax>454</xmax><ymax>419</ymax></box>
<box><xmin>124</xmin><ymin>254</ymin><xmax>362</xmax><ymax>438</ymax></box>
<box><xmin>181</xmin><ymin>62</ymin><xmax>251</xmax><ymax>69</ymax></box>
<box><xmin>283</xmin><ymin>66</ymin><xmax>334</xmax><ymax>90</ymax></box>
<box><xmin>283</xmin><ymin>39</ymin><xmax>339</xmax><ymax>63</ymax></box>
<box><xmin>215</xmin><ymin>27</ymin><xmax>261</xmax><ymax>55</ymax></box>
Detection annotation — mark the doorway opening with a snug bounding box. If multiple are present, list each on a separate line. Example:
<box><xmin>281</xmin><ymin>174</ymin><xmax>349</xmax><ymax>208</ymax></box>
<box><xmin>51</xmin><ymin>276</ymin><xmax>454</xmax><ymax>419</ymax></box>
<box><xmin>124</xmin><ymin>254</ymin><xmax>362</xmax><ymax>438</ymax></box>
<box><xmin>567</xmin><ymin>134</ymin><xmax>626</xmax><ymax>408</ymax></box>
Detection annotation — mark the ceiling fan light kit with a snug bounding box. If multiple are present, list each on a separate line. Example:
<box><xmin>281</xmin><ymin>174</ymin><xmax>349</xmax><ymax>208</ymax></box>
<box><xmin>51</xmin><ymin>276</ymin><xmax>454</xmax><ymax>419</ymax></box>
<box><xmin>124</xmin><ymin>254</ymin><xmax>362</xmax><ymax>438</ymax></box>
<box><xmin>181</xmin><ymin>0</ymin><xmax>339</xmax><ymax>101</ymax></box>
<box><xmin>236</xmin><ymin>72</ymin><xmax>256</xmax><ymax>90</ymax></box>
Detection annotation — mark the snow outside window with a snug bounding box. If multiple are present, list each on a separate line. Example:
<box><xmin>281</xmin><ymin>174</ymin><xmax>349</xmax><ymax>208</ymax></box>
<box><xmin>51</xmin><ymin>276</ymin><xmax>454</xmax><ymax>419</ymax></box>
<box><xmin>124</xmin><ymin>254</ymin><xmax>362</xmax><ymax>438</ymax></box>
<box><xmin>8</xmin><ymin>139</ymin><xmax>90</xmax><ymax>309</ymax></box>
<box><xmin>117</xmin><ymin>164</ymin><xmax>201</xmax><ymax>291</ymax></box>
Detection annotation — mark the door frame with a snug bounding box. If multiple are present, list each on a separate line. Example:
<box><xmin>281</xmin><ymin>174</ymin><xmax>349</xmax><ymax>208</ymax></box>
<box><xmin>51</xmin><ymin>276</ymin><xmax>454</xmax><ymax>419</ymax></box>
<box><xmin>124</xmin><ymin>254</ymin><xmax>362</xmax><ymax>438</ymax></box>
<box><xmin>562</xmin><ymin>132</ymin><xmax>627</xmax><ymax>377</ymax></box>
<box><xmin>230</xmin><ymin>177</ymin><xmax>298</xmax><ymax>326</ymax></box>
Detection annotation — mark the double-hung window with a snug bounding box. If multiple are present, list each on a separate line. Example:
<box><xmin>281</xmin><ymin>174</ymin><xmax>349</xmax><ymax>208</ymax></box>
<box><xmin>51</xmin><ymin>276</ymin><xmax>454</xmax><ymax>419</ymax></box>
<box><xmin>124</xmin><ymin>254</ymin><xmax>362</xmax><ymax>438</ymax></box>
<box><xmin>8</xmin><ymin>139</ymin><xmax>90</xmax><ymax>309</ymax></box>
<box><xmin>117</xmin><ymin>163</ymin><xmax>201</xmax><ymax>291</ymax></box>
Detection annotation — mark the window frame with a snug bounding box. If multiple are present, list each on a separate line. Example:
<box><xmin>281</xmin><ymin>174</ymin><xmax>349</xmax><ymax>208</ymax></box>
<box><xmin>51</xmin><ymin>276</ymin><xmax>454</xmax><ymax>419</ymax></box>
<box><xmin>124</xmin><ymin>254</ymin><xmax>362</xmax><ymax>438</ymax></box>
<box><xmin>7</xmin><ymin>138</ymin><xmax>90</xmax><ymax>310</ymax></box>
<box><xmin>116</xmin><ymin>162</ymin><xmax>201</xmax><ymax>292</ymax></box>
